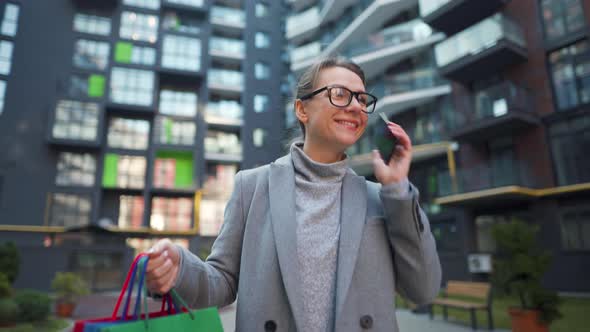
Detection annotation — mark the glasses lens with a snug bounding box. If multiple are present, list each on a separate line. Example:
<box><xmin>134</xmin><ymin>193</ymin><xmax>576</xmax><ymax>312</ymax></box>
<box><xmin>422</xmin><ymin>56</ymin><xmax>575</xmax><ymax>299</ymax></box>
<box><xmin>328</xmin><ymin>87</ymin><xmax>352</xmax><ymax>107</ymax></box>
<box><xmin>360</xmin><ymin>93</ymin><xmax>377</xmax><ymax>113</ymax></box>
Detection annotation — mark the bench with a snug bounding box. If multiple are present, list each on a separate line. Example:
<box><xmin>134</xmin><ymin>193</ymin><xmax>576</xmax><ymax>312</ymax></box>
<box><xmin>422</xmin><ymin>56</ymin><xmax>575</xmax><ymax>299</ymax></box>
<box><xmin>429</xmin><ymin>281</ymin><xmax>493</xmax><ymax>330</ymax></box>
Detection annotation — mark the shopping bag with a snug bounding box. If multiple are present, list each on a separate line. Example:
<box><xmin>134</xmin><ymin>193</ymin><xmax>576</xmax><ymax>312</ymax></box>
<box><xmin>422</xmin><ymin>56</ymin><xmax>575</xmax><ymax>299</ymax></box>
<box><xmin>73</xmin><ymin>254</ymin><xmax>172</xmax><ymax>332</ymax></box>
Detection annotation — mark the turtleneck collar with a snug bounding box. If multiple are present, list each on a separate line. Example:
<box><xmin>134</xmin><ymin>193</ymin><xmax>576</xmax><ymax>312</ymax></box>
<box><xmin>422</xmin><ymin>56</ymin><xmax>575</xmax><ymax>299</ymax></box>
<box><xmin>290</xmin><ymin>142</ymin><xmax>348</xmax><ymax>183</ymax></box>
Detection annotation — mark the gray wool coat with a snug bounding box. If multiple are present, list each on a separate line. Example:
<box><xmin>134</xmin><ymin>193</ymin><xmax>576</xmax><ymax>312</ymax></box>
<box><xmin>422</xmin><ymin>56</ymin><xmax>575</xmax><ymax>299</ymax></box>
<box><xmin>173</xmin><ymin>154</ymin><xmax>442</xmax><ymax>331</ymax></box>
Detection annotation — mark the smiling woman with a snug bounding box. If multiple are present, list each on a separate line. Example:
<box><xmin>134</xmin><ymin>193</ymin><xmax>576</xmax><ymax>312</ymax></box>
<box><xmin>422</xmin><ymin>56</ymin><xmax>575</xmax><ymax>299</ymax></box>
<box><xmin>145</xmin><ymin>57</ymin><xmax>442</xmax><ymax>332</ymax></box>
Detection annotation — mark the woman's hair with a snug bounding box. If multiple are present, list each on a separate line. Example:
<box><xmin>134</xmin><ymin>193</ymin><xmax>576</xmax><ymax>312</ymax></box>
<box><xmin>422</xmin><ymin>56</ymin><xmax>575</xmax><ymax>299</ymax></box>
<box><xmin>294</xmin><ymin>57</ymin><xmax>366</xmax><ymax>138</ymax></box>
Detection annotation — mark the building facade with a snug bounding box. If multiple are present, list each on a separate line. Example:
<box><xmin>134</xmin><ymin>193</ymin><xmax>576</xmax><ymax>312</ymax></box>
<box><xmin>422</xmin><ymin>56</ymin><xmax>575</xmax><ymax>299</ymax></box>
<box><xmin>285</xmin><ymin>0</ymin><xmax>590</xmax><ymax>293</ymax></box>
<box><xmin>0</xmin><ymin>0</ymin><xmax>287</xmax><ymax>291</ymax></box>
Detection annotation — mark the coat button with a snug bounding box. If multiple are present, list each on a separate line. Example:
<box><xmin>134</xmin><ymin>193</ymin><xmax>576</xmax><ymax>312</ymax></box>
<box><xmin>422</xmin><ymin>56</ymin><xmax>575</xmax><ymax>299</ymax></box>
<box><xmin>264</xmin><ymin>320</ymin><xmax>277</xmax><ymax>332</ymax></box>
<box><xmin>360</xmin><ymin>315</ymin><xmax>373</xmax><ymax>329</ymax></box>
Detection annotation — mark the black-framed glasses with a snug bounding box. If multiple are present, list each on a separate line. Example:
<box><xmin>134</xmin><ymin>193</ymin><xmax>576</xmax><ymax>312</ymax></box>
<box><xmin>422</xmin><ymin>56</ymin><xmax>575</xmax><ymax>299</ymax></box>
<box><xmin>299</xmin><ymin>85</ymin><xmax>378</xmax><ymax>114</ymax></box>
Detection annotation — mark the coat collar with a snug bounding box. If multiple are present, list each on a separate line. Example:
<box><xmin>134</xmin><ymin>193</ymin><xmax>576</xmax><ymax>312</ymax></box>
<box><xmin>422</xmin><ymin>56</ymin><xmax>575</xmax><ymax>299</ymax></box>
<box><xmin>269</xmin><ymin>153</ymin><xmax>367</xmax><ymax>326</ymax></box>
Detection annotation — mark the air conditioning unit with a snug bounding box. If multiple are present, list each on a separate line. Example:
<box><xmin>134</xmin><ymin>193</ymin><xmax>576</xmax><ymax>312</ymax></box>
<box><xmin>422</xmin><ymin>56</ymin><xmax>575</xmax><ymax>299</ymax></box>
<box><xmin>467</xmin><ymin>254</ymin><xmax>492</xmax><ymax>273</ymax></box>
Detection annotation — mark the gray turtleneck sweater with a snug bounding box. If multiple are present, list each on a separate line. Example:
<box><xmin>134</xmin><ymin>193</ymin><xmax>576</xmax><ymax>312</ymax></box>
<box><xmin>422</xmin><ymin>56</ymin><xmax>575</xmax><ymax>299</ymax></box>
<box><xmin>291</xmin><ymin>143</ymin><xmax>346</xmax><ymax>332</ymax></box>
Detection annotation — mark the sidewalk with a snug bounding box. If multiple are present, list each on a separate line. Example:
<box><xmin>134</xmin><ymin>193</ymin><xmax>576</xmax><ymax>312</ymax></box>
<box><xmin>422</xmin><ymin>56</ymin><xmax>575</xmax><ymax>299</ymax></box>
<box><xmin>64</xmin><ymin>293</ymin><xmax>509</xmax><ymax>332</ymax></box>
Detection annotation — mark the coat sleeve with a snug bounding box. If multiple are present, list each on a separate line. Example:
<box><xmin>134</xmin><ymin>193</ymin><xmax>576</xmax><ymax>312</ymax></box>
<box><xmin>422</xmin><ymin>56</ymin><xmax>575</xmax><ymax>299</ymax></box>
<box><xmin>173</xmin><ymin>171</ymin><xmax>248</xmax><ymax>309</ymax></box>
<box><xmin>379</xmin><ymin>180</ymin><xmax>442</xmax><ymax>305</ymax></box>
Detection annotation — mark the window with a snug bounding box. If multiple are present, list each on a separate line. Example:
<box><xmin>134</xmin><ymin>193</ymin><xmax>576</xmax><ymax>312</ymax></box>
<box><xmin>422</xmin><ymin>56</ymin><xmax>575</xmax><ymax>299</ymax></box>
<box><xmin>150</xmin><ymin>197</ymin><xmax>193</xmax><ymax>231</ymax></box>
<box><xmin>255</xmin><ymin>3</ymin><xmax>269</xmax><ymax>18</ymax></box>
<box><xmin>118</xmin><ymin>196</ymin><xmax>144</xmax><ymax>229</ymax></box>
<box><xmin>253</xmin><ymin>128</ymin><xmax>268</xmax><ymax>147</ymax></box>
<box><xmin>550</xmin><ymin>114</ymin><xmax>590</xmax><ymax>185</ymax></box>
<box><xmin>52</xmin><ymin>100</ymin><xmax>100</xmax><ymax>141</ymax></box>
<box><xmin>102</xmin><ymin>154</ymin><xmax>146</xmax><ymax>189</ymax></box>
<box><xmin>166</xmin><ymin>0</ymin><xmax>204</xmax><ymax>8</ymax></box>
<box><xmin>123</xmin><ymin>0</ymin><xmax>160</xmax><ymax>10</ymax></box>
<box><xmin>114</xmin><ymin>42</ymin><xmax>156</xmax><ymax>66</ymax></box>
<box><xmin>154</xmin><ymin>116</ymin><xmax>196</xmax><ymax>145</ymax></box>
<box><xmin>107</xmin><ymin>118</ymin><xmax>150</xmax><ymax>150</ymax></box>
<box><xmin>70</xmin><ymin>251</ymin><xmax>123</xmax><ymax>290</ymax></box>
<box><xmin>110</xmin><ymin>67</ymin><xmax>154</xmax><ymax>106</ymax></box>
<box><xmin>48</xmin><ymin>193</ymin><xmax>92</xmax><ymax>227</ymax></box>
<box><xmin>162</xmin><ymin>12</ymin><xmax>201</xmax><ymax>35</ymax></box>
<box><xmin>204</xmin><ymin>163</ymin><xmax>237</xmax><ymax>196</ymax></box>
<box><xmin>0</xmin><ymin>40</ymin><xmax>13</xmax><ymax>75</ymax></box>
<box><xmin>161</xmin><ymin>35</ymin><xmax>201</xmax><ymax>72</ymax></box>
<box><xmin>561</xmin><ymin>205</ymin><xmax>590</xmax><ymax>250</ymax></box>
<box><xmin>199</xmin><ymin>198</ymin><xmax>226</xmax><ymax>236</ymax></box>
<box><xmin>0</xmin><ymin>80</ymin><xmax>5</xmax><ymax>115</ymax></box>
<box><xmin>159</xmin><ymin>89</ymin><xmax>198</xmax><ymax>117</ymax></box>
<box><xmin>73</xmin><ymin>39</ymin><xmax>110</xmax><ymax>71</ymax></box>
<box><xmin>73</xmin><ymin>13</ymin><xmax>111</xmax><ymax>36</ymax></box>
<box><xmin>153</xmin><ymin>151</ymin><xmax>194</xmax><ymax>189</ymax></box>
<box><xmin>254</xmin><ymin>62</ymin><xmax>270</xmax><ymax>80</ymax></box>
<box><xmin>431</xmin><ymin>220</ymin><xmax>460</xmax><ymax>252</ymax></box>
<box><xmin>1</xmin><ymin>3</ymin><xmax>19</xmax><ymax>37</ymax></box>
<box><xmin>119</xmin><ymin>11</ymin><xmax>158</xmax><ymax>43</ymax></box>
<box><xmin>255</xmin><ymin>32</ymin><xmax>270</xmax><ymax>49</ymax></box>
<box><xmin>56</xmin><ymin>152</ymin><xmax>96</xmax><ymax>187</ymax></box>
<box><xmin>254</xmin><ymin>94</ymin><xmax>269</xmax><ymax>113</ymax></box>
<box><xmin>549</xmin><ymin>40</ymin><xmax>590</xmax><ymax>110</ymax></box>
<box><xmin>205</xmin><ymin>131</ymin><xmax>242</xmax><ymax>156</ymax></box>
<box><xmin>69</xmin><ymin>74</ymin><xmax>105</xmax><ymax>98</ymax></box>
<box><xmin>541</xmin><ymin>0</ymin><xmax>586</xmax><ymax>40</ymax></box>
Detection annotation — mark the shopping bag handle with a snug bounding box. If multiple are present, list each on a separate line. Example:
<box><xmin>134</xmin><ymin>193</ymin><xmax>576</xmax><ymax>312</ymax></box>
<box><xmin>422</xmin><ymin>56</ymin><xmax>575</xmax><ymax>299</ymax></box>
<box><xmin>111</xmin><ymin>253</ymin><xmax>148</xmax><ymax>320</ymax></box>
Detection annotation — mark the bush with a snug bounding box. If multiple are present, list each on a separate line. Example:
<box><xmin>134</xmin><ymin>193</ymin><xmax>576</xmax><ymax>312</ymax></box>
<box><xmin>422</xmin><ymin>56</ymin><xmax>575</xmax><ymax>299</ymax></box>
<box><xmin>51</xmin><ymin>272</ymin><xmax>90</xmax><ymax>304</ymax></box>
<box><xmin>14</xmin><ymin>289</ymin><xmax>51</xmax><ymax>322</ymax></box>
<box><xmin>0</xmin><ymin>272</ymin><xmax>12</xmax><ymax>298</ymax></box>
<box><xmin>0</xmin><ymin>242</ymin><xmax>20</xmax><ymax>284</ymax></box>
<box><xmin>0</xmin><ymin>298</ymin><xmax>19</xmax><ymax>324</ymax></box>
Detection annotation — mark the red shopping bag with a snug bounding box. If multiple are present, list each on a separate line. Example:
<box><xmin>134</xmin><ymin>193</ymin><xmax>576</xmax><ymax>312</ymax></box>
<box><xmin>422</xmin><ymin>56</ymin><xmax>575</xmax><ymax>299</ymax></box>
<box><xmin>73</xmin><ymin>254</ymin><xmax>176</xmax><ymax>332</ymax></box>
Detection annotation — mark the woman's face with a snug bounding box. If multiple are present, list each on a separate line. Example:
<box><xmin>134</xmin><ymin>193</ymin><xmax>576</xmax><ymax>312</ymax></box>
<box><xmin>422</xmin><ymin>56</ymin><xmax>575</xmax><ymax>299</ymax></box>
<box><xmin>298</xmin><ymin>66</ymin><xmax>368</xmax><ymax>151</ymax></box>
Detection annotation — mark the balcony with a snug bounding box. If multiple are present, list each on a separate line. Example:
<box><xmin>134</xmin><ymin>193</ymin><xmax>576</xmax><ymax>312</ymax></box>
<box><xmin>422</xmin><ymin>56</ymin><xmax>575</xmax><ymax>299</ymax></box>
<box><xmin>204</xmin><ymin>131</ymin><xmax>242</xmax><ymax>162</ymax></box>
<box><xmin>162</xmin><ymin>0</ymin><xmax>207</xmax><ymax>13</ymax></box>
<box><xmin>419</xmin><ymin>0</ymin><xmax>509</xmax><ymax>35</ymax></box>
<box><xmin>291</xmin><ymin>0</ymin><xmax>419</xmax><ymax>72</ymax></box>
<box><xmin>208</xmin><ymin>69</ymin><xmax>243</xmax><ymax>97</ymax></box>
<box><xmin>450</xmin><ymin>81</ymin><xmax>540</xmax><ymax>142</ymax></box>
<box><xmin>209</xmin><ymin>37</ymin><xmax>245</xmax><ymax>62</ymax></box>
<box><xmin>435</xmin><ymin>158</ymin><xmax>539</xmax><ymax>207</ymax></box>
<box><xmin>210</xmin><ymin>6</ymin><xmax>245</xmax><ymax>35</ymax></box>
<box><xmin>286</xmin><ymin>0</ymin><xmax>358</xmax><ymax>45</ymax></box>
<box><xmin>434</xmin><ymin>14</ymin><xmax>528</xmax><ymax>83</ymax></box>
<box><xmin>205</xmin><ymin>100</ymin><xmax>243</xmax><ymax>127</ymax></box>
<box><xmin>370</xmin><ymin>68</ymin><xmax>451</xmax><ymax>119</ymax></box>
<box><xmin>287</xmin><ymin>0</ymin><xmax>317</xmax><ymax>12</ymax></box>
<box><xmin>289</xmin><ymin>41</ymin><xmax>322</xmax><ymax>65</ymax></box>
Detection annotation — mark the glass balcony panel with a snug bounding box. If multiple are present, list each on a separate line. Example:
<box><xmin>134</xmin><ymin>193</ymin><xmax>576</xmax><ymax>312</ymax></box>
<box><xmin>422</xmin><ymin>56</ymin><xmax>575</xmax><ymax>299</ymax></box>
<box><xmin>369</xmin><ymin>67</ymin><xmax>447</xmax><ymax>97</ymax></box>
<box><xmin>211</xmin><ymin>6</ymin><xmax>245</xmax><ymax>27</ymax></box>
<box><xmin>419</xmin><ymin>0</ymin><xmax>451</xmax><ymax>17</ymax></box>
<box><xmin>206</xmin><ymin>100</ymin><xmax>243</xmax><ymax>122</ymax></box>
<box><xmin>210</xmin><ymin>37</ymin><xmax>245</xmax><ymax>57</ymax></box>
<box><xmin>435</xmin><ymin>14</ymin><xmax>526</xmax><ymax>68</ymax></box>
<box><xmin>347</xmin><ymin>19</ymin><xmax>433</xmax><ymax>57</ymax></box>
<box><xmin>290</xmin><ymin>41</ymin><xmax>321</xmax><ymax>64</ymax></box>
<box><xmin>208</xmin><ymin>69</ymin><xmax>243</xmax><ymax>87</ymax></box>
<box><xmin>286</xmin><ymin>6</ymin><xmax>320</xmax><ymax>38</ymax></box>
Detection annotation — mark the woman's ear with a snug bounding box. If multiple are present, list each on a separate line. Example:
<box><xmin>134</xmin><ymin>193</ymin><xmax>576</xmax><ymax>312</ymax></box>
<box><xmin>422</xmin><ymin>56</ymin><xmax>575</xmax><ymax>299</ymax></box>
<box><xmin>295</xmin><ymin>99</ymin><xmax>308</xmax><ymax>124</ymax></box>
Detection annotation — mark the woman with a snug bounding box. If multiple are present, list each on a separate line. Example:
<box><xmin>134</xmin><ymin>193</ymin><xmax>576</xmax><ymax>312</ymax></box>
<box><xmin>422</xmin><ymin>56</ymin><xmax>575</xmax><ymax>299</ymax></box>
<box><xmin>146</xmin><ymin>57</ymin><xmax>441</xmax><ymax>331</ymax></box>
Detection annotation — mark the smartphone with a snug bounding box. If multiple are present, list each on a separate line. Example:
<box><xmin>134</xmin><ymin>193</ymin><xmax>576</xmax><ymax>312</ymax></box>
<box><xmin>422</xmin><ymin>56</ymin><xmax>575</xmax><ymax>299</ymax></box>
<box><xmin>374</xmin><ymin>113</ymin><xmax>398</xmax><ymax>163</ymax></box>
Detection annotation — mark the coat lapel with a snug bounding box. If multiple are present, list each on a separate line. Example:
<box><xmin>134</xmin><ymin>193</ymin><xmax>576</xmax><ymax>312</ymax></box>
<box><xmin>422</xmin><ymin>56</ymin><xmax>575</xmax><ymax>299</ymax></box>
<box><xmin>335</xmin><ymin>172</ymin><xmax>367</xmax><ymax>320</ymax></box>
<box><xmin>269</xmin><ymin>156</ymin><xmax>304</xmax><ymax>330</ymax></box>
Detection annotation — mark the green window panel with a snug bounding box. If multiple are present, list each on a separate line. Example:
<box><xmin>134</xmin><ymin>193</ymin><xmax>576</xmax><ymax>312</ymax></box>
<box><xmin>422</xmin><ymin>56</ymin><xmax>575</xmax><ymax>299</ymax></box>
<box><xmin>88</xmin><ymin>74</ymin><xmax>105</xmax><ymax>97</ymax></box>
<box><xmin>155</xmin><ymin>151</ymin><xmax>194</xmax><ymax>188</ymax></box>
<box><xmin>115</xmin><ymin>42</ymin><xmax>133</xmax><ymax>64</ymax></box>
<box><xmin>102</xmin><ymin>153</ymin><xmax>119</xmax><ymax>187</ymax></box>
<box><xmin>164</xmin><ymin>118</ymin><xmax>173</xmax><ymax>143</ymax></box>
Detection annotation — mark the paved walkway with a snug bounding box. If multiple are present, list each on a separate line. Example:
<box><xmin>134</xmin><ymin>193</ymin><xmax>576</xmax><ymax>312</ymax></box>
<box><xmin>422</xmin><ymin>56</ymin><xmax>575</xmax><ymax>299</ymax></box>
<box><xmin>63</xmin><ymin>293</ymin><xmax>509</xmax><ymax>332</ymax></box>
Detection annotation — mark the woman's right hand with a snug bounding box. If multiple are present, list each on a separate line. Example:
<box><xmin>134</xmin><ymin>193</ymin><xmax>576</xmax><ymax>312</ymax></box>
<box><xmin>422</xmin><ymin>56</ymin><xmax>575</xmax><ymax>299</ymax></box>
<box><xmin>146</xmin><ymin>239</ymin><xmax>181</xmax><ymax>295</ymax></box>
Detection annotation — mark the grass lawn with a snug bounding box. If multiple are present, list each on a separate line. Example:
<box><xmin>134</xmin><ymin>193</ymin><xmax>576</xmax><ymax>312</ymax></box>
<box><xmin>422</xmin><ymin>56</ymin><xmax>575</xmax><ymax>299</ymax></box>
<box><xmin>0</xmin><ymin>318</ymin><xmax>69</xmax><ymax>332</ymax></box>
<box><xmin>397</xmin><ymin>295</ymin><xmax>590</xmax><ymax>332</ymax></box>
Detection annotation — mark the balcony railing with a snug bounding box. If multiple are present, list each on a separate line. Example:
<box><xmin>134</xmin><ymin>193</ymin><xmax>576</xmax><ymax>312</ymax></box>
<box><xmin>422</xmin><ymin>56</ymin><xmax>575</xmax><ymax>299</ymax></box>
<box><xmin>369</xmin><ymin>67</ymin><xmax>447</xmax><ymax>97</ymax></box>
<box><xmin>204</xmin><ymin>131</ymin><xmax>242</xmax><ymax>158</ymax></box>
<box><xmin>205</xmin><ymin>101</ymin><xmax>243</xmax><ymax>124</ymax></box>
<box><xmin>438</xmin><ymin>158</ymin><xmax>538</xmax><ymax>196</ymax></box>
<box><xmin>347</xmin><ymin>19</ymin><xmax>434</xmax><ymax>57</ymax></box>
<box><xmin>211</xmin><ymin>6</ymin><xmax>245</xmax><ymax>28</ymax></box>
<box><xmin>210</xmin><ymin>37</ymin><xmax>245</xmax><ymax>58</ymax></box>
<box><xmin>286</xmin><ymin>6</ymin><xmax>320</xmax><ymax>39</ymax></box>
<box><xmin>419</xmin><ymin>0</ymin><xmax>451</xmax><ymax>17</ymax></box>
<box><xmin>435</xmin><ymin>13</ymin><xmax>526</xmax><ymax>68</ymax></box>
<box><xmin>208</xmin><ymin>69</ymin><xmax>243</xmax><ymax>87</ymax></box>
<box><xmin>290</xmin><ymin>41</ymin><xmax>322</xmax><ymax>64</ymax></box>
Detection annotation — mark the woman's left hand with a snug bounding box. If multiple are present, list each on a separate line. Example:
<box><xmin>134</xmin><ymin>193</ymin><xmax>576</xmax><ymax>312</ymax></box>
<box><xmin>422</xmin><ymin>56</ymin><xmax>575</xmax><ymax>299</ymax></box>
<box><xmin>372</xmin><ymin>121</ymin><xmax>412</xmax><ymax>185</ymax></box>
